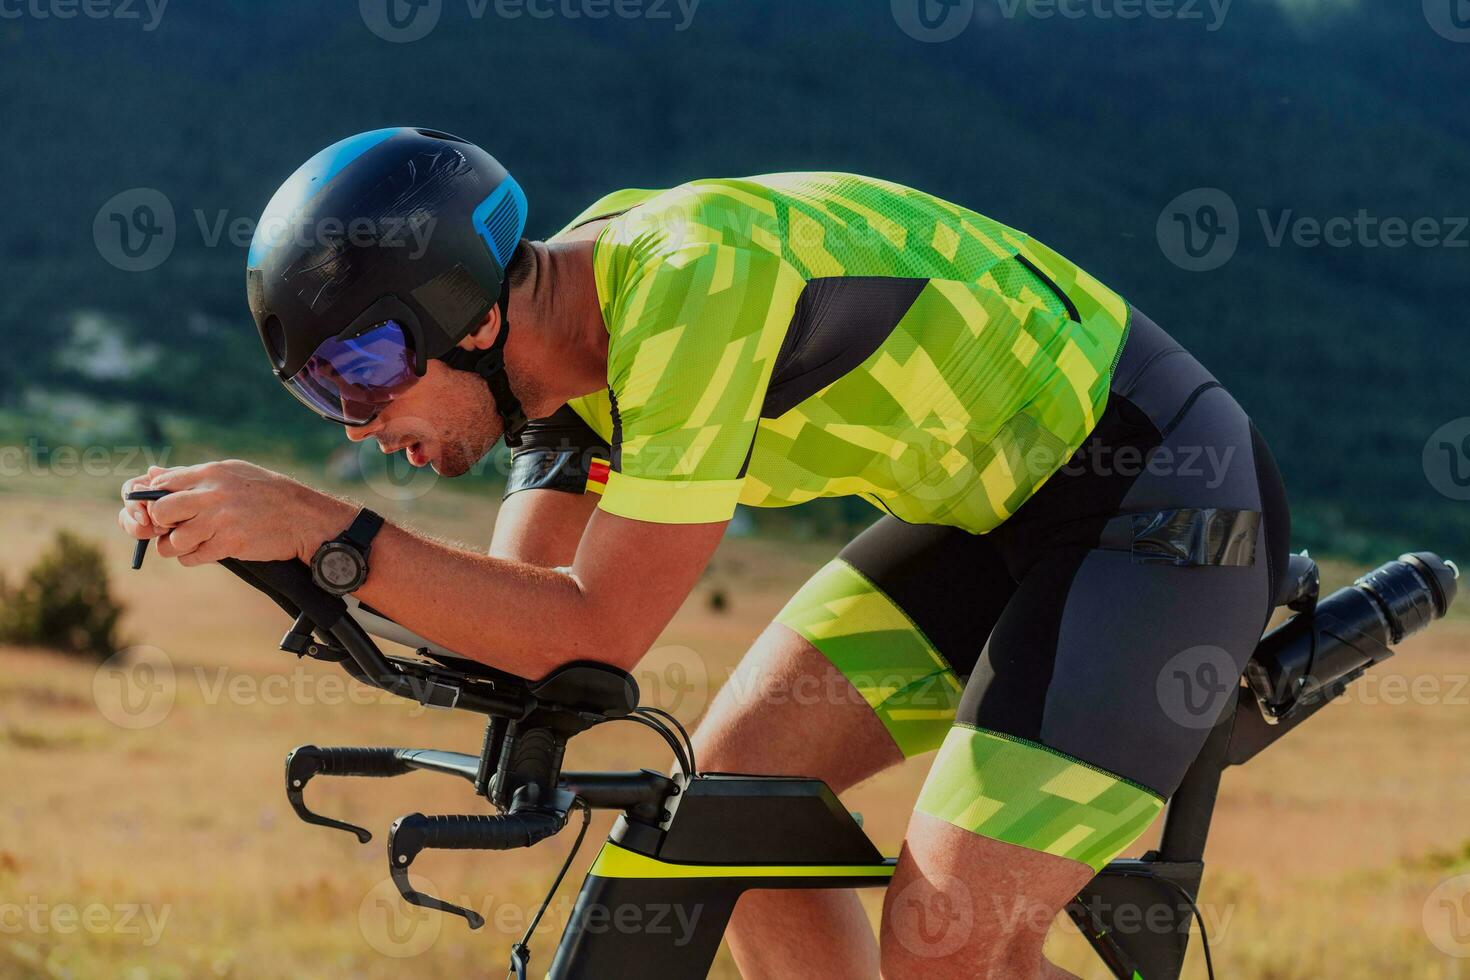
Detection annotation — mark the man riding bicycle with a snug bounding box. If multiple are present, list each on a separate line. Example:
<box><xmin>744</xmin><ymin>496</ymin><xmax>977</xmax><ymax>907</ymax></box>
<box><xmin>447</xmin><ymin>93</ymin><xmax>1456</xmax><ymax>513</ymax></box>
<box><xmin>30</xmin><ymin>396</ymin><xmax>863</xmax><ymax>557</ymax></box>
<box><xmin>119</xmin><ymin>127</ymin><xmax>1290</xmax><ymax>979</ymax></box>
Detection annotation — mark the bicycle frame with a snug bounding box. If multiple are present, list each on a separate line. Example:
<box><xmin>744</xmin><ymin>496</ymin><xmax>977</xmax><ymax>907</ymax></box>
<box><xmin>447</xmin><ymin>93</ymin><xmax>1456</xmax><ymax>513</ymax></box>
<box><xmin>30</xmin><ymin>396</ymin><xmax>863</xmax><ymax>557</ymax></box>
<box><xmin>202</xmin><ymin>550</ymin><xmax>1456</xmax><ymax>980</ymax></box>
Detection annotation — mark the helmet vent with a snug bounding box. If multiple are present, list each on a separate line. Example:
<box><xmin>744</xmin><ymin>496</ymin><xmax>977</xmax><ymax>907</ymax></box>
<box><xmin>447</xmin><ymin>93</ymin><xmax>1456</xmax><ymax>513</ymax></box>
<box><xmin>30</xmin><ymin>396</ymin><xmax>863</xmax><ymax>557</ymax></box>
<box><xmin>483</xmin><ymin>195</ymin><xmax>521</xmax><ymax>268</ymax></box>
<box><xmin>415</xmin><ymin>128</ymin><xmax>468</xmax><ymax>144</ymax></box>
<box><xmin>262</xmin><ymin>315</ymin><xmax>288</xmax><ymax>370</ymax></box>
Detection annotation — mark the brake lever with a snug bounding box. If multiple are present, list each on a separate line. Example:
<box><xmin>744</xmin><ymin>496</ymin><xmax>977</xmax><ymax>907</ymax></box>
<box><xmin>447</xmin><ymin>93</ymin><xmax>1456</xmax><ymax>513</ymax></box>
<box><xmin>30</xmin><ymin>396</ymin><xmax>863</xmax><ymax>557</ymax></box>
<box><xmin>285</xmin><ymin>745</ymin><xmax>414</xmax><ymax>844</ymax></box>
<box><xmin>387</xmin><ymin>792</ymin><xmax>575</xmax><ymax>930</ymax></box>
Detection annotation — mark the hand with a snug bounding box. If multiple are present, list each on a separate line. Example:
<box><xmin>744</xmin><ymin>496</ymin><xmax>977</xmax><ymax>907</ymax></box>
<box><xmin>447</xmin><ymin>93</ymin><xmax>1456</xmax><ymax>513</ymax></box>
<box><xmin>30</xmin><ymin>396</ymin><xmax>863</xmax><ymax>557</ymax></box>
<box><xmin>117</xmin><ymin>460</ymin><xmax>356</xmax><ymax>567</ymax></box>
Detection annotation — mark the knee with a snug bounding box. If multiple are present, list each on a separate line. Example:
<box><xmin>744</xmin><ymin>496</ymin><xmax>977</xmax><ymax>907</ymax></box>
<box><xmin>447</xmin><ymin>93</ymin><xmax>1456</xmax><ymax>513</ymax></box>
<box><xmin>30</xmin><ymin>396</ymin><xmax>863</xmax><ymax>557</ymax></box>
<box><xmin>879</xmin><ymin>880</ymin><xmax>1048</xmax><ymax>979</ymax></box>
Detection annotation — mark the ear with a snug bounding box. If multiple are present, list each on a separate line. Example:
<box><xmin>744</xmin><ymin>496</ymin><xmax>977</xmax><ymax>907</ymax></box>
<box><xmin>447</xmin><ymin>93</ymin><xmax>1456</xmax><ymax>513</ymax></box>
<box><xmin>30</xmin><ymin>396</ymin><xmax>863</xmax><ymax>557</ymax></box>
<box><xmin>457</xmin><ymin>303</ymin><xmax>501</xmax><ymax>352</ymax></box>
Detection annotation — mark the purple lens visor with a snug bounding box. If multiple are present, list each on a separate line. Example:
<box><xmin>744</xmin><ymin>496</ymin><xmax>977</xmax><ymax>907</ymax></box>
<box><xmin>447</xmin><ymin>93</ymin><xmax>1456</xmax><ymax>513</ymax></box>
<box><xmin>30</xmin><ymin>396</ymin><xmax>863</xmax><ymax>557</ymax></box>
<box><xmin>283</xmin><ymin>319</ymin><xmax>420</xmax><ymax>425</ymax></box>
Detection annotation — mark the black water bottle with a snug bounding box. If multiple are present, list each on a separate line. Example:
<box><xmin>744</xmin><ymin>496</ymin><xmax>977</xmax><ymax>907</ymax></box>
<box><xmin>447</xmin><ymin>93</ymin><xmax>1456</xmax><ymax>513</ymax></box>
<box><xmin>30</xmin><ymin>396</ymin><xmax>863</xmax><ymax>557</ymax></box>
<box><xmin>1247</xmin><ymin>552</ymin><xmax>1458</xmax><ymax>715</ymax></box>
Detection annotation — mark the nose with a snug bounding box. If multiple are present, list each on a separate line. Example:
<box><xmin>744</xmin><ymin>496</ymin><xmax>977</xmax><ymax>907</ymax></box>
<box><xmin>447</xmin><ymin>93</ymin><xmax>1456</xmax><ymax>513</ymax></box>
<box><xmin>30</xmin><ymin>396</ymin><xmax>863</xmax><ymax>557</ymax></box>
<box><xmin>343</xmin><ymin>418</ymin><xmax>380</xmax><ymax>443</ymax></box>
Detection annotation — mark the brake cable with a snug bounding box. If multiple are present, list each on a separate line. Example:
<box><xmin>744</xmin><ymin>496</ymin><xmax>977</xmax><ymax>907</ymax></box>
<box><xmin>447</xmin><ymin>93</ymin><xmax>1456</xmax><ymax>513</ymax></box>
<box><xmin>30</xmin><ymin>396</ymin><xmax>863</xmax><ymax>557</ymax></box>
<box><xmin>507</xmin><ymin>798</ymin><xmax>592</xmax><ymax>980</ymax></box>
<box><xmin>1096</xmin><ymin>867</ymin><xmax>1216</xmax><ymax>980</ymax></box>
<box><xmin>635</xmin><ymin>705</ymin><xmax>697</xmax><ymax>775</ymax></box>
<box><xmin>602</xmin><ymin>714</ymin><xmax>693</xmax><ymax>778</ymax></box>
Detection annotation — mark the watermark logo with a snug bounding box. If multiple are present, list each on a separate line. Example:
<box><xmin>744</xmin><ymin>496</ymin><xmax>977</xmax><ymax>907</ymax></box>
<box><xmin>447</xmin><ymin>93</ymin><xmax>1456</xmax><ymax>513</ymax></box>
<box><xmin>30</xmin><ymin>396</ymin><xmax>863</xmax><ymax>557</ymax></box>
<box><xmin>1156</xmin><ymin>645</ymin><xmax>1238</xmax><ymax>730</ymax></box>
<box><xmin>1424</xmin><ymin>0</ymin><xmax>1470</xmax><ymax>42</ymax></box>
<box><xmin>0</xmin><ymin>899</ymin><xmax>171</xmax><ymax>945</ymax></box>
<box><xmin>1424</xmin><ymin>873</ymin><xmax>1470</xmax><ymax>957</ymax></box>
<box><xmin>0</xmin><ymin>0</ymin><xmax>168</xmax><ymax>31</ymax></box>
<box><xmin>634</xmin><ymin>644</ymin><xmax>711</xmax><ymax>724</ymax></box>
<box><xmin>1424</xmin><ymin>417</ymin><xmax>1470</xmax><ymax>502</ymax></box>
<box><xmin>361</xmin><ymin>0</ymin><xmax>699</xmax><ymax>42</ymax></box>
<box><xmin>357</xmin><ymin>439</ymin><xmax>442</xmax><ymax>502</ymax></box>
<box><xmin>892</xmin><ymin>0</ymin><xmax>975</xmax><ymax>42</ymax></box>
<box><xmin>359</xmin><ymin>875</ymin><xmax>442</xmax><ymax>957</ymax></box>
<box><xmin>0</xmin><ymin>440</ymin><xmax>171</xmax><ymax>479</ymax></box>
<box><xmin>1159</xmin><ymin>188</ymin><xmax>1469</xmax><ymax>272</ymax></box>
<box><xmin>888</xmin><ymin>873</ymin><xmax>974</xmax><ymax>958</ymax></box>
<box><xmin>92</xmin><ymin>645</ymin><xmax>176</xmax><ymax>730</ymax></box>
<box><xmin>360</xmin><ymin>0</ymin><xmax>442</xmax><ymax>42</ymax></box>
<box><xmin>93</xmin><ymin>188</ymin><xmax>175</xmax><ymax>272</ymax></box>
<box><xmin>1157</xmin><ymin>188</ymin><xmax>1238</xmax><ymax>272</ymax></box>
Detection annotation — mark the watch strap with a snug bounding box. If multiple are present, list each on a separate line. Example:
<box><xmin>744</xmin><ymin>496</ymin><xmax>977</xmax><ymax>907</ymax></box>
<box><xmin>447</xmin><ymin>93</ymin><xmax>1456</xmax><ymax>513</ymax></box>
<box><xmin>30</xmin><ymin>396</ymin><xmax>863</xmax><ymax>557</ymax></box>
<box><xmin>340</xmin><ymin>508</ymin><xmax>385</xmax><ymax>555</ymax></box>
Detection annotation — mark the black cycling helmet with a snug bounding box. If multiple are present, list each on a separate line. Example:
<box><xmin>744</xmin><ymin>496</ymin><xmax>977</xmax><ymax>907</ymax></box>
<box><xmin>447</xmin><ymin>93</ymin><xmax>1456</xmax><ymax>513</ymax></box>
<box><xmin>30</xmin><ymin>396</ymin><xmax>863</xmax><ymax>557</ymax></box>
<box><xmin>245</xmin><ymin>127</ymin><xmax>530</xmax><ymax>442</ymax></box>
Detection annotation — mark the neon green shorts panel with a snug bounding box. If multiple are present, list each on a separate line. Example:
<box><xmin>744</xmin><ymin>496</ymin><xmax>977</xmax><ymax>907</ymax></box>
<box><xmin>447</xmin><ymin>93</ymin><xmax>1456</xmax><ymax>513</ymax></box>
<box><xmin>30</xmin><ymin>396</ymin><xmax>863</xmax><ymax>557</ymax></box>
<box><xmin>916</xmin><ymin>725</ymin><xmax>1164</xmax><ymax>871</ymax></box>
<box><xmin>775</xmin><ymin>557</ymin><xmax>964</xmax><ymax>757</ymax></box>
<box><xmin>775</xmin><ymin>556</ymin><xmax>1164</xmax><ymax>871</ymax></box>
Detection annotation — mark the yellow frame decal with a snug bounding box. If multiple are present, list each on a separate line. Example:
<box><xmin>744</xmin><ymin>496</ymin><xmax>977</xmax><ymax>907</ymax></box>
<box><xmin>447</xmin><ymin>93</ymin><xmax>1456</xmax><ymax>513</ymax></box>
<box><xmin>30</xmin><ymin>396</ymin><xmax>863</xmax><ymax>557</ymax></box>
<box><xmin>588</xmin><ymin>843</ymin><xmax>897</xmax><ymax>880</ymax></box>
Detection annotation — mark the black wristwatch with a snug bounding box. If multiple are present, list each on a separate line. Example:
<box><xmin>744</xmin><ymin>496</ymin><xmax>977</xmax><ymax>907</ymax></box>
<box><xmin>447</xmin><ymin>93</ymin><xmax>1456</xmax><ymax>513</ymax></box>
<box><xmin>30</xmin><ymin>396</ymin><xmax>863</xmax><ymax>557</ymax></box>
<box><xmin>310</xmin><ymin>508</ymin><xmax>385</xmax><ymax>596</ymax></box>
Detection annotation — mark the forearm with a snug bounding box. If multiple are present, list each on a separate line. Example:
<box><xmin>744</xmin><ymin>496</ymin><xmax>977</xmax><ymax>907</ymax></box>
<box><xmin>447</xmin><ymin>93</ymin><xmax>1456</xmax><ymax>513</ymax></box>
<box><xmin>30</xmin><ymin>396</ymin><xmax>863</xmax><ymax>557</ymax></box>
<box><xmin>299</xmin><ymin>487</ymin><xmax>724</xmax><ymax>681</ymax></box>
<box><xmin>307</xmin><ymin>496</ymin><xmax>604</xmax><ymax>677</ymax></box>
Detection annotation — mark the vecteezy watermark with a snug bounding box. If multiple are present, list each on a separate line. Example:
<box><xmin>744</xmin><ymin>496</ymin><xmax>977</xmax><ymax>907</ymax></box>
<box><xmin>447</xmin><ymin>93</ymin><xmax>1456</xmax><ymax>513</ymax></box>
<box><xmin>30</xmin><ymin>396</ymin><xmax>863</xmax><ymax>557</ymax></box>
<box><xmin>892</xmin><ymin>0</ymin><xmax>1230</xmax><ymax>42</ymax></box>
<box><xmin>1156</xmin><ymin>188</ymin><xmax>1240</xmax><ymax>273</ymax></box>
<box><xmin>1156</xmin><ymin>645</ymin><xmax>1238</xmax><ymax>731</ymax></box>
<box><xmin>1424</xmin><ymin>873</ymin><xmax>1470</xmax><ymax>958</ymax></box>
<box><xmin>0</xmin><ymin>899</ymin><xmax>171</xmax><ymax>946</ymax></box>
<box><xmin>94</xmin><ymin>188</ymin><xmax>438</xmax><ymax>273</ymax></box>
<box><xmin>887</xmin><ymin>873</ymin><xmax>974</xmax><ymax>958</ymax></box>
<box><xmin>1424</xmin><ymin>0</ymin><xmax>1470</xmax><ymax>43</ymax></box>
<box><xmin>360</xmin><ymin>0</ymin><xmax>700</xmax><ymax>43</ymax></box>
<box><xmin>92</xmin><ymin>647</ymin><xmax>445</xmax><ymax>731</ymax></box>
<box><xmin>0</xmin><ymin>440</ymin><xmax>171</xmax><ymax>479</ymax></box>
<box><xmin>1424</xmin><ymin>417</ymin><xmax>1470</xmax><ymax>502</ymax></box>
<box><xmin>92</xmin><ymin>645</ymin><xmax>177</xmax><ymax>730</ymax></box>
<box><xmin>1158</xmin><ymin>188</ymin><xmax>1470</xmax><ymax>272</ymax></box>
<box><xmin>359</xmin><ymin>876</ymin><xmax>443</xmax><ymax>958</ymax></box>
<box><xmin>1062</xmin><ymin>893</ymin><xmax>1236</xmax><ymax>942</ymax></box>
<box><xmin>633</xmin><ymin>644</ymin><xmax>712</xmax><ymax>724</ymax></box>
<box><xmin>93</xmin><ymin>188</ymin><xmax>176</xmax><ymax>273</ymax></box>
<box><xmin>358</xmin><ymin>876</ymin><xmax>706</xmax><ymax>958</ymax></box>
<box><xmin>0</xmin><ymin>0</ymin><xmax>167</xmax><ymax>31</ymax></box>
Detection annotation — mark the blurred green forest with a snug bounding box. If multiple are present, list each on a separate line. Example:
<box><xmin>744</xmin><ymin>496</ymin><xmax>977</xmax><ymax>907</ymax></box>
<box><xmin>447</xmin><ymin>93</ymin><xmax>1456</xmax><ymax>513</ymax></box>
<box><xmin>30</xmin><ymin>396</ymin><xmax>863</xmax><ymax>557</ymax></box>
<box><xmin>0</xmin><ymin>0</ymin><xmax>1465</xmax><ymax>558</ymax></box>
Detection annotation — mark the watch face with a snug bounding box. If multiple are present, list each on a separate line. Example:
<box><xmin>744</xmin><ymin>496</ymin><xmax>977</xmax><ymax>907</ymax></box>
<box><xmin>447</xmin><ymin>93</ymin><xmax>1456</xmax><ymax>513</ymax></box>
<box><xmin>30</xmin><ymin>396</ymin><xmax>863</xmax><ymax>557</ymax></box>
<box><xmin>316</xmin><ymin>544</ymin><xmax>364</xmax><ymax>591</ymax></box>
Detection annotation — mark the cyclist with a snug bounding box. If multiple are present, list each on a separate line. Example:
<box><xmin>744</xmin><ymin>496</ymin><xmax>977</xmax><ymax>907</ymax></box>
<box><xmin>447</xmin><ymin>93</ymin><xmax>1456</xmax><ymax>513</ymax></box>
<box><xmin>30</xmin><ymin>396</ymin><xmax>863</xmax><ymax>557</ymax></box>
<box><xmin>119</xmin><ymin>128</ymin><xmax>1290</xmax><ymax>979</ymax></box>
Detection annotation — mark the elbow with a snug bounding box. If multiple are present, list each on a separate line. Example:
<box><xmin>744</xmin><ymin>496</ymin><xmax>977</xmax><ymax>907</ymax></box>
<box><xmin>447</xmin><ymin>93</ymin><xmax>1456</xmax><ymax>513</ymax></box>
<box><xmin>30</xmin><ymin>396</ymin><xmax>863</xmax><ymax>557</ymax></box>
<box><xmin>535</xmin><ymin>575</ymin><xmax>648</xmax><ymax>676</ymax></box>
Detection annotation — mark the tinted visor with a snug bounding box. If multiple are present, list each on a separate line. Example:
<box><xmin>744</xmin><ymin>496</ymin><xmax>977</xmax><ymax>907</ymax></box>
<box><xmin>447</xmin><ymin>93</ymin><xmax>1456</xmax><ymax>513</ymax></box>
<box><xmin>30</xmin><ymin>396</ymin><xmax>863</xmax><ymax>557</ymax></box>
<box><xmin>283</xmin><ymin>319</ymin><xmax>420</xmax><ymax>425</ymax></box>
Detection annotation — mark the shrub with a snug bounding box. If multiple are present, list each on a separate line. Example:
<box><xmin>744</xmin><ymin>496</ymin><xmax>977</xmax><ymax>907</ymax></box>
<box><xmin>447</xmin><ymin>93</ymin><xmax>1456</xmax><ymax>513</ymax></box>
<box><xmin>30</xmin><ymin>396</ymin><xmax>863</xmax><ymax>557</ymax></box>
<box><xmin>0</xmin><ymin>531</ymin><xmax>126</xmax><ymax>660</ymax></box>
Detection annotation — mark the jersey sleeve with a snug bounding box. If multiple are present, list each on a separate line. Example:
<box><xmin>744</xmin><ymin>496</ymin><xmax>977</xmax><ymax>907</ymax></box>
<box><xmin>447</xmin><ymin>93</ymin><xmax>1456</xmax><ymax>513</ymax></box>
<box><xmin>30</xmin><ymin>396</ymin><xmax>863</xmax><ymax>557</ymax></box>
<box><xmin>503</xmin><ymin>404</ymin><xmax>613</xmax><ymax>499</ymax></box>
<box><xmin>597</xmin><ymin>235</ymin><xmax>805</xmax><ymax>525</ymax></box>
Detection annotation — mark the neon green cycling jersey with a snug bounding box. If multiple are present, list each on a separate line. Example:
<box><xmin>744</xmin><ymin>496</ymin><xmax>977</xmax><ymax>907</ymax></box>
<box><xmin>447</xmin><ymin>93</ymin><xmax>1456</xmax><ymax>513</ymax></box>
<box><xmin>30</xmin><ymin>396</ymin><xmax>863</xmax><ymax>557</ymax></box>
<box><xmin>558</xmin><ymin>172</ymin><xmax>1131</xmax><ymax>533</ymax></box>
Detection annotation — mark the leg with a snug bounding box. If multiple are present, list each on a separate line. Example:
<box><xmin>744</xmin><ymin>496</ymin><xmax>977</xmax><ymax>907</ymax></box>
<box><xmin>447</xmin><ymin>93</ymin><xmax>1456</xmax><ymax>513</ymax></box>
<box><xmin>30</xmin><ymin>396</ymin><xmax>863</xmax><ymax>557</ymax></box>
<box><xmin>695</xmin><ymin>624</ymin><xmax>901</xmax><ymax>980</ymax></box>
<box><xmin>701</xmin><ymin>521</ymin><xmax>1017</xmax><ymax>980</ymax></box>
<box><xmin>880</xmin><ymin>541</ymin><xmax>1273</xmax><ymax>979</ymax></box>
<box><xmin>882</xmin><ymin>815</ymin><xmax>1090</xmax><ymax>979</ymax></box>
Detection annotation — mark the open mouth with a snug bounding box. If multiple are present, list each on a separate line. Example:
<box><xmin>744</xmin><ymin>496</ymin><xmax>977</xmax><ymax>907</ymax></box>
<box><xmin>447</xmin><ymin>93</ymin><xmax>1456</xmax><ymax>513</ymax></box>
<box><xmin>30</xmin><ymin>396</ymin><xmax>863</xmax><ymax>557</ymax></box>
<box><xmin>405</xmin><ymin>442</ymin><xmax>430</xmax><ymax>467</ymax></box>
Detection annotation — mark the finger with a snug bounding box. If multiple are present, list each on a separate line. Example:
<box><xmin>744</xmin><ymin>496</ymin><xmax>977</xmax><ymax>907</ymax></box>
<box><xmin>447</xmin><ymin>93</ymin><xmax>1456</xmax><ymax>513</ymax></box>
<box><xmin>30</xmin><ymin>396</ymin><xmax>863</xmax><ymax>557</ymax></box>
<box><xmin>149</xmin><ymin>488</ymin><xmax>215</xmax><ymax>527</ymax></box>
<box><xmin>148</xmin><ymin>463</ymin><xmax>214</xmax><ymax>493</ymax></box>
<box><xmin>119</xmin><ymin>497</ymin><xmax>154</xmax><ymax>532</ymax></box>
<box><xmin>117</xmin><ymin>507</ymin><xmax>164</xmax><ymax>540</ymax></box>
<box><xmin>163</xmin><ymin>520</ymin><xmax>213</xmax><ymax>558</ymax></box>
<box><xmin>178</xmin><ymin>537</ymin><xmax>232</xmax><ymax>567</ymax></box>
<box><xmin>154</xmin><ymin>528</ymin><xmax>201</xmax><ymax>560</ymax></box>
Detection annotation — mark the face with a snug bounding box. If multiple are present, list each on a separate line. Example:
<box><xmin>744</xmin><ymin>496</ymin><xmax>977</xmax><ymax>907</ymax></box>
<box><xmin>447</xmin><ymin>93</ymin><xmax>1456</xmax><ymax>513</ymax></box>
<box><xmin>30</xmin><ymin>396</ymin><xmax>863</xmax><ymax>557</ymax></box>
<box><xmin>342</xmin><ymin>358</ymin><xmax>503</xmax><ymax>477</ymax></box>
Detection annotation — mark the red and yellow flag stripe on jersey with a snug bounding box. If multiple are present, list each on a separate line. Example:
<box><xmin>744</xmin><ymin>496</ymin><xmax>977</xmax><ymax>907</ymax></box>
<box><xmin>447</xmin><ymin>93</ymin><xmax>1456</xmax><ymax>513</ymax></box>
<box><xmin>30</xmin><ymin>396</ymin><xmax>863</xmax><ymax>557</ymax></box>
<box><xmin>587</xmin><ymin>457</ymin><xmax>610</xmax><ymax>495</ymax></box>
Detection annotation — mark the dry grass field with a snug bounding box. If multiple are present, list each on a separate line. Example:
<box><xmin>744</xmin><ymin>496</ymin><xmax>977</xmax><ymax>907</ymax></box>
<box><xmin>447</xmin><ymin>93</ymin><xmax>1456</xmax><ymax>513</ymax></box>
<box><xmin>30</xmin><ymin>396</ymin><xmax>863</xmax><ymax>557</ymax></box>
<box><xmin>2</xmin><ymin>471</ymin><xmax>1468</xmax><ymax>978</ymax></box>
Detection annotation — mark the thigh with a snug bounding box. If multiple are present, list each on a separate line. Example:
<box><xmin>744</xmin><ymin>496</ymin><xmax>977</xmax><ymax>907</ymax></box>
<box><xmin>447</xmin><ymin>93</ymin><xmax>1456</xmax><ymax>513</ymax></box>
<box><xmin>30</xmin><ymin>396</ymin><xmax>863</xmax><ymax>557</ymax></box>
<box><xmin>772</xmin><ymin>516</ymin><xmax>1017</xmax><ymax>760</ymax></box>
<box><xmin>693</xmin><ymin>622</ymin><xmax>905</xmax><ymax>793</ymax></box>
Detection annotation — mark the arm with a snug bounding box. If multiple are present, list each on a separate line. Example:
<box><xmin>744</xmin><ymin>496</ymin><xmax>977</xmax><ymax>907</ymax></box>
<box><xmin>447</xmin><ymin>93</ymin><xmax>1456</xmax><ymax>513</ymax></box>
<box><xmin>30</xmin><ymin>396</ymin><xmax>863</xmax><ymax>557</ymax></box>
<box><xmin>489</xmin><ymin>489</ymin><xmax>596</xmax><ymax>566</ymax></box>
<box><xmin>120</xmin><ymin>460</ymin><xmax>723</xmax><ymax>678</ymax></box>
<box><xmin>488</xmin><ymin>402</ymin><xmax>610</xmax><ymax>566</ymax></box>
<box><xmin>348</xmin><ymin>505</ymin><xmax>726</xmax><ymax>676</ymax></box>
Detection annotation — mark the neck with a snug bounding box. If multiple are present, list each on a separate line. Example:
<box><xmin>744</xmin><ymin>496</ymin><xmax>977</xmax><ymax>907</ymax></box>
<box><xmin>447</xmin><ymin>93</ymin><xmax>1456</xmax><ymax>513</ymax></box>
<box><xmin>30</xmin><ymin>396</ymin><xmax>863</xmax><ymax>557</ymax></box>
<box><xmin>508</xmin><ymin>239</ymin><xmax>609</xmax><ymax>417</ymax></box>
